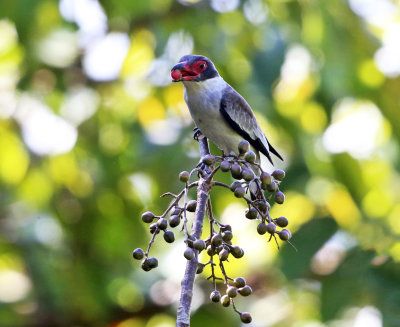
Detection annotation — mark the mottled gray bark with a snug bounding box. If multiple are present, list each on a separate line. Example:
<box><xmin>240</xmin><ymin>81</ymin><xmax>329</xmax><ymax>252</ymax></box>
<box><xmin>176</xmin><ymin>137</ymin><xmax>211</xmax><ymax>327</ymax></box>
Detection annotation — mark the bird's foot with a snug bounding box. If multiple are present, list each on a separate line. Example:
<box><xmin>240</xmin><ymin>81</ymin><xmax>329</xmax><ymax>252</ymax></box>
<box><xmin>193</xmin><ymin>127</ymin><xmax>205</xmax><ymax>141</ymax></box>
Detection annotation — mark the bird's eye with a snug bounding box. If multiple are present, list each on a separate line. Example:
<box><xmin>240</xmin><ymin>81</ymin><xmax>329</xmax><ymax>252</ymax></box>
<box><xmin>199</xmin><ymin>63</ymin><xmax>205</xmax><ymax>69</ymax></box>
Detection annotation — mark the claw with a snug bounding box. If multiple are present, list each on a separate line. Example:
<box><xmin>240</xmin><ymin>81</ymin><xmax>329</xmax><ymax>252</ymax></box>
<box><xmin>193</xmin><ymin>127</ymin><xmax>204</xmax><ymax>141</ymax></box>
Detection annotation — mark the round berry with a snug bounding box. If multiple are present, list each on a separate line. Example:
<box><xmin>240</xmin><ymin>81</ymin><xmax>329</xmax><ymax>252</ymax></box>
<box><xmin>221</xmin><ymin>294</ymin><xmax>230</xmax><ymax>307</ymax></box>
<box><xmin>210</xmin><ymin>290</ymin><xmax>221</xmax><ymax>303</ymax></box>
<box><xmin>234</xmin><ymin>186</ymin><xmax>245</xmax><ymax>198</ymax></box>
<box><xmin>157</xmin><ymin>218</ymin><xmax>168</xmax><ymax>230</ymax></box>
<box><xmin>169</xmin><ymin>215</ymin><xmax>181</xmax><ymax>228</ymax></box>
<box><xmin>193</xmin><ymin>239</ymin><xmax>206</xmax><ymax>251</ymax></box>
<box><xmin>163</xmin><ymin>230</ymin><xmax>175</xmax><ymax>243</ymax></box>
<box><xmin>234</xmin><ymin>277</ymin><xmax>246</xmax><ymax>288</ymax></box>
<box><xmin>240</xmin><ymin>312</ymin><xmax>252</xmax><ymax>324</ymax></box>
<box><xmin>244</xmin><ymin>151</ymin><xmax>256</xmax><ymax>163</ymax></box>
<box><xmin>257</xmin><ymin>222</ymin><xmax>268</xmax><ymax>235</ymax></box>
<box><xmin>266</xmin><ymin>223</ymin><xmax>276</xmax><ymax>234</ymax></box>
<box><xmin>226</xmin><ymin>286</ymin><xmax>237</xmax><ymax>298</ymax></box>
<box><xmin>184</xmin><ymin>247</ymin><xmax>195</xmax><ymax>260</ymax></box>
<box><xmin>186</xmin><ymin>200</ymin><xmax>197</xmax><ymax>212</ymax></box>
<box><xmin>231</xmin><ymin>163</ymin><xmax>242</xmax><ymax>179</ymax></box>
<box><xmin>245</xmin><ymin>207</ymin><xmax>258</xmax><ymax>220</ymax></box>
<box><xmin>132</xmin><ymin>248</ymin><xmax>145</xmax><ymax>260</ymax></box>
<box><xmin>219</xmin><ymin>248</ymin><xmax>229</xmax><ymax>261</ymax></box>
<box><xmin>274</xmin><ymin>191</ymin><xmax>285</xmax><ymax>204</ymax></box>
<box><xmin>238</xmin><ymin>285</ymin><xmax>252</xmax><ymax>296</ymax></box>
<box><xmin>202</xmin><ymin>154</ymin><xmax>215</xmax><ymax>166</ymax></box>
<box><xmin>238</xmin><ymin>140</ymin><xmax>250</xmax><ymax>154</ymax></box>
<box><xmin>179</xmin><ymin>171</ymin><xmax>190</xmax><ymax>183</ymax></box>
<box><xmin>272</xmin><ymin>169</ymin><xmax>285</xmax><ymax>181</ymax></box>
<box><xmin>230</xmin><ymin>181</ymin><xmax>242</xmax><ymax>192</ymax></box>
<box><xmin>220</xmin><ymin>160</ymin><xmax>230</xmax><ymax>172</ymax></box>
<box><xmin>211</xmin><ymin>234</ymin><xmax>223</xmax><ymax>247</ymax></box>
<box><xmin>242</xmin><ymin>168</ymin><xmax>254</xmax><ymax>182</ymax></box>
<box><xmin>141</xmin><ymin>211</ymin><xmax>155</xmax><ymax>223</ymax></box>
<box><xmin>279</xmin><ymin>229</ymin><xmax>292</xmax><ymax>241</ymax></box>
<box><xmin>275</xmin><ymin>216</ymin><xmax>289</xmax><ymax>227</ymax></box>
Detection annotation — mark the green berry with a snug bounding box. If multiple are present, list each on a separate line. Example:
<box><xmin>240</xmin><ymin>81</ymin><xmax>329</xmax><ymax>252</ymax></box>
<box><xmin>234</xmin><ymin>277</ymin><xmax>246</xmax><ymax>288</ymax></box>
<box><xmin>193</xmin><ymin>239</ymin><xmax>206</xmax><ymax>251</ymax></box>
<box><xmin>245</xmin><ymin>207</ymin><xmax>258</xmax><ymax>219</ymax></box>
<box><xmin>272</xmin><ymin>169</ymin><xmax>285</xmax><ymax>181</ymax></box>
<box><xmin>267</xmin><ymin>181</ymin><xmax>278</xmax><ymax>192</ymax></box>
<box><xmin>279</xmin><ymin>229</ymin><xmax>292</xmax><ymax>241</ymax></box>
<box><xmin>222</xmin><ymin>231</ymin><xmax>233</xmax><ymax>242</ymax></box>
<box><xmin>257</xmin><ymin>222</ymin><xmax>268</xmax><ymax>235</ymax></box>
<box><xmin>179</xmin><ymin>171</ymin><xmax>190</xmax><ymax>183</ymax></box>
<box><xmin>234</xmin><ymin>186</ymin><xmax>245</xmax><ymax>198</ymax></box>
<box><xmin>202</xmin><ymin>154</ymin><xmax>215</xmax><ymax>166</ymax></box>
<box><xmin>157</xmin><ymin>218</ymin><xmax>168</xmax><ymax>230</ymax></box>
<box><xmin>238</xmin><ymin>140</ymin><xmax>250</xmax><ymax>154</ymax></box>
<box><xmin>266</xmin><ymin>223</ymin><xmax>276</xmax><ymax>234</ymax></box>
<box><xmin>240</xmin><ymin>312</ymin><xmax>252</xmax><ymax>324</ymax></box>
<box><xmin>226</xmin><ymin>286</ymin><xmax>237</xmax><ymax>298</ymax></box>
<box><xmin>230</xmin><ymin>181</ymin><xmax>242</xmax><ymax>192</ymax></box>
<box><xmin>169</xmin><ymin>215</ymin><xmax>181</xmax><ymax>228</ymax></box>
<box><xmin>274</xmin><ymin>191</ymin><xmax>285</xmax><ymax>204</ymax></box>
<box><xmin>184</xmin><ymin>247</ymin><xmax>195</xmax><ymax>260</ymax></box>
<box><xmin>210</xmin><ymin>290</ymin><xmax>221</xmax><ymax>303</ymax></box>
<box><xmin>244</xmin><ymin>151</ymin><xmax>256</xmax><ymax>163</ymax></box>
<box><xmin>149</xmin><ymin>223</ymin><xmax>159</xmax><ymax>234</ymax></box>
<box><xmin>261</xmin><ymin>172</ymin><xmax>271</xmax><ymax>185</ymax></box>
<box><xmin>132</xmin><ymin>248</ymin><xmax>145</xmax><ymax>260</ymax></box>
<box><xmin>196</xmin><ymin>263</ymin><xmax>204</xmax><ymax>274</ymax></box>
<box><xmin>186</xmin><ymin>200</ymin><xmax>197</xmax><ymax>212</ymax></box>
<box><xmin>219</xmin><ymin>248</ymin><xmax>229</xmax><ymax>261</ymax></box>
<box><xmin>231</xmin><ymin>163</ymin><xmax>242</xmax><ymax>179</ymax></box>
<box><xmin>211</xmin><ymin>234</ymin><xmax>223</xmax><ymax>247</ymax></box>
<box><xmin>146</xmin><ymin>257</ymin><xmax>158</xmax><ymax>268</ymax></box>
<box><xmin>238</xmin><ymin>285</ymin><xmax>252</xmax><ymax>296</ymax></box>
<box><xmin>207</xmin><ymin>245</ymin><xmax>215</xmax><ymax>256</ymax></box>
<box><xmin>275</xmin><ymin>216</ymin><xmax>289</xmax><ymax>227</ymax></box>
<box><xmin>221</xmin><ymin>294</ymin><xmax>230</xmax><ymax>307</ymax></box>
<box><xmin>141</xmin><ymin>259</ymin><xmax>151</xmax><ymax>272</ymax></box>
<box><xmin>231</xmin><ymin>246</ymin><xmax>244</xmax><ymax>258</ymax></box>
<box><xmin>141</xmin><ymin>211</ymin><xmax>155</xmax><ymax>223</ymax></box>
<box><xmin>242</xmin><ymin>168</ymin><xmax>254</xmax><ymax>181</ymax></box>
<box><xmin>163</xmin><ymin>230</ymin><xmax>175</xmax><ymax>243</ymax></box>
<box><xmin>172</xmin><ymin>207</ymin><xmax>181</xmax><ymax>216</ymax></box>
<box><xmin>220</xmin><ymin>160</ymin><xmax>230</xmax><ymax>172</ymax></box>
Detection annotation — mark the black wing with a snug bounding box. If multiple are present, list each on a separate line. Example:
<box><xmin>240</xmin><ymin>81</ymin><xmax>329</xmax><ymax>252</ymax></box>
<box><xmin>219</xmin><ymin>86</ymin><xmax>283</xmax><ymax>165</ymax></box>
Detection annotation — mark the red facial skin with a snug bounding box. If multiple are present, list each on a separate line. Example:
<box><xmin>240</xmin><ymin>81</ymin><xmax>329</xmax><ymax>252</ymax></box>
<box><xmin>171</xmin><ymin>60</ymin><xmax>207</xmax><ymax>81</ymax></box>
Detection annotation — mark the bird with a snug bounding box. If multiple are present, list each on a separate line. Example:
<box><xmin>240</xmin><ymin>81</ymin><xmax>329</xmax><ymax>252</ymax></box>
<box><xmin>171</xmin><ymin>54</ymin><xmax>283</xmax><ymax>169</ymax></box>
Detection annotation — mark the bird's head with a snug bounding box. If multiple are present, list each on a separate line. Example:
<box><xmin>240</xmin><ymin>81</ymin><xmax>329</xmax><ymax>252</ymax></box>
<box><xmin>171</xmin><ymin>55</ymin><xmax>219</xmax><ymax>82</ymax></box>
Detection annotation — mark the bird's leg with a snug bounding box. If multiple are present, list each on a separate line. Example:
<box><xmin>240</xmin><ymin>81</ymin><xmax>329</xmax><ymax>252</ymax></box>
<box><xmin>193</xmin><ymin>126</ymin><xmax>205</xmax><ymax>141</ymax></box>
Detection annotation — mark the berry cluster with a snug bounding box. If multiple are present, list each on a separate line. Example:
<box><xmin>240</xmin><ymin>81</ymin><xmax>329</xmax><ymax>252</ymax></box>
<box><xmin>132</xmin><ymin>140</ymin><xmax>291</xmax><ymax>324</ymax></box>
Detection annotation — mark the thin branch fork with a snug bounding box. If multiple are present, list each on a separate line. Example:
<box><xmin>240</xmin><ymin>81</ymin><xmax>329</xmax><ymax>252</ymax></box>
<box><xmin>176</xmin><ymin>137</ymin><xmax>212</xmax><ymax>327</ymax></box>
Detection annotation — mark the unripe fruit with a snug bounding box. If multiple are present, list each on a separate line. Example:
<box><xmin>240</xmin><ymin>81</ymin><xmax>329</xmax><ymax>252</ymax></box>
<box><xmin>184</xmin><ymin>247</ymin><xmax>195</xmax><ymax>260</ymax></box>
<box><xmin>274</xmin><ymin>191</ymin><xmax>285</xmax><ymax>204</ymax></box>
<box><xmin>234</xmin><ymin>277</ymin><xmax>246</xmax><ymax>288</ymax></box>
<box><xmin>202</xmin><ymin>154</ymin><xmax>215</xmax><ymax>166</ymax></box>
<box><xmin>231</xmin><ymin>163</ymin><xmax>242</xmax><ymax>179</ymax></box>
<box><xmin>221</xmin><ymin>294</ymin><xmax>230</xmax><ymax>307</ymax></box>
<box><xmin>172</xmin><ymin>207</ymin><xmax>181</xmax><ymax>216</ymax></box>
<box><xmin>257</xmin><ymin>201</ymin><xmax>270</xmax><ymax>212</ymax></box>
<box><xmin>266</xmin><ymin>223</ymin><xmax>276</xmax><ymax>234</ymax></box>
<box><xmin>211</xmin><ymin>234</ymin><xmax>223</xmax><ymax>247</ymax></box>
<box><xmin>163</xmin><ymin>230</ymin><xmax>175</xmax><ymax>243</ymax></box>
<box><xmin>179</xmin><ymin>171</ymin><xmax>190</xmax><ymax>183</ymax></box>
<box><xmin>157</xmin><ymin>218</ymin><xmax>168</xmax><ymax>230</ymax></box>
<box><xmin>238</xmin><ymin>140</ymin><xmax>250</xmax><ymax>154</ymax></box>
<box><xmin>141</xmin><ymin>260</ymin><xmax>152</xmax><ymax>272</ymax></box>
<box><xmin>245</xmin><ymin>207</ymin><xmax>258</xmax><ymax>220</ymax></box>
<box><xmin>240</xmin><ymin>312</ymin><xmax>252</xmax><ymax>324</ymax></box>
<box><xmin>219</xmin><ymin>248</ymin><xmax>229</xmax><ymax>261</ymax></box>
<box><xmin>210</xmin><ymin>290</ymin><xmax>221</xmax><ymax>303</ymax></box>
<box><xmin>261</xmin><ymin>171</ymin><xmax>272</xmax><ymax>185</ymax></box>
<box><xmin>267</xmin><ymin>181</ymin><xmax>278</xmax><ymax>192</ymax></box>
<box><xmin>186</xmin><ymin>235</ymin><xmax>195</xmax><ymax>248</ymax></box>
<box><xmin>272</xmin><ymin>169</ymin><xmax>285</xmax><ymax>180</ymax></box>
<box><xmin>279</xmin><ymin>229</ymin><xmax>292</xmax><ymax>241</ymax></box>
<box><xmin>220</xmin><ymin>160</ymin><xmax>230</xmax><ymax>172</ymax></box>
<box><xmin>207</xmin><ymin>245</ymin><xmax>215</xmax><ymax>256</ymax></box>
<box><xmin>234</xmin><ymin>186</ymin><xmax>245</xmax><ymax>198</ymax></box>
<box><xmin>222</xmin><ymin>231</ymin><xmax>233</xmax><ymax>242</ymax></box>
<box><xmin>193</xmin><ymin>239</ymin><xmax>206</xmax><ymax>251</ymax></box>
<box><xmin>242</xmin><ymin>168</ymin><xmax>254</xmax><ymax>182</ymax></box>
<box><xmin>186</xmin><ymin>200</ymin><xmax>197</xmax><ymax>212</ymax></box>
<box><xmin>230</xmin><ymin>181</ymin><xmax>242</xmax><ymax>192</ymax></box>
<box><xmin>275</xmin><ymin>216</ymin><xmax>289</xmax><ymax>227</ymax></box>
<box><xmin>231</xmin><ymin>246</ymin><xmax>244</xmax><ymax>258</ymax></box>
<box><xmin>196</xmin><ymin>263</ymin><xmax>204</xmax><ymax>274</ymax></box>
<box><xmin>257</xmin><ymin>222</ymin><xmax>268</xmax><ymax>235</ymax></box>
<box><xmin>141</xmin><ymin>211</ymin><xmax>155</xmax><ymax>223</ymax></box>
<box><xmin>169</xmin><ymin>215</ymin><xmax>181</xmax><ymax>228</ymax></box>
<box><xmin>221</xmin><ymin>224</ymin><xmax>232</xmax><ymax>232</ymax></box>
<box><xmin>226</xmin><ymin>286</ymin><xmax>238</xmax><ymax>298</ymax></box>
<box><xmin>238</xmin><ymin>285</ymin><xmax>252</xmax><ymax>296</ymax></box>
<box><xmin>149</xmin><ymin>223</ymin><xmax>159</xmax><ymax>234</ymax></box>
<box><xmin>146</xmin><ymin>257</ymin><xmax>158</xmax><ymax>268</ymax></box>
<box><xmin>244</xmin><ymin>151</ymin><xmax>256</xmax><ymax>163</ymax></box>
<box><xmin>132</xmin><ymin>248</ymin><xmax>145</xmax><ymax>260</ymax></box>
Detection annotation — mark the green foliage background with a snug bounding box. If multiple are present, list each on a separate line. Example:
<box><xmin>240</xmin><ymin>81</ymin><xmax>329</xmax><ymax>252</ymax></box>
<box><xmin>0</xmin><ymin>0</ymin><xmax>399</xmax><ymax>326</ymax></box>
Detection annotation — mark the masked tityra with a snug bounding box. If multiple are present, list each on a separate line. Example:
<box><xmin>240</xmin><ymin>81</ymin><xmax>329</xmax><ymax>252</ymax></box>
<box><xmin>171</xmin><ymin>54</ymin><xmax>283</xmax><ymax>167</ymax></box>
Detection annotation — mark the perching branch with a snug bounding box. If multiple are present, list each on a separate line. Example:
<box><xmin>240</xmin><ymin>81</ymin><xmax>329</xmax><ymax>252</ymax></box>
<box><xmin>132</xmin><ymin>138</ymin><xmax>292</xmax><ymax>326</ymax></box>
<box><xmin>176</xmin><ymin>137</ymin><xmax>211</xmax><ymax>327</ymax></box>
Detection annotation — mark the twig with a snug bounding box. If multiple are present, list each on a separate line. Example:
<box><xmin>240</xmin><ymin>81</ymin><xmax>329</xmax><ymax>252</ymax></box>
<box><xmin>176</xmin><ymin>137</ymin><xmax>211</xmax><ymax>327</ymax></box>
